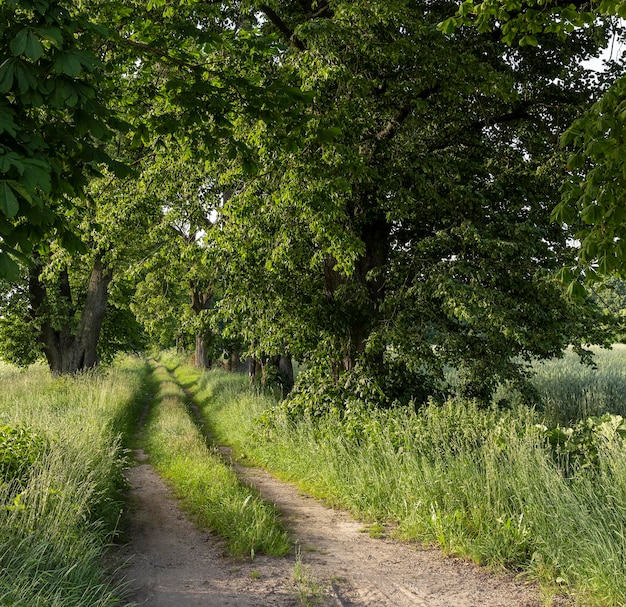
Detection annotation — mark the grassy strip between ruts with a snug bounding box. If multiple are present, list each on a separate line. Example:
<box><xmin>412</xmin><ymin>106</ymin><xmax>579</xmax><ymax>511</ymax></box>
<box><xmin>0</xmin><ymin>355</ymin><xmax>149</xmax><ymax>607</ymax></box>
<box><xmin>141</xmin><ymin>357</ymin><xmax>290</xmax><ymax>558</ymax></box>
<box><xmin>175</xmin><ymin>351</ymin><xmax>626</xmax><ymax>607</ymax></box>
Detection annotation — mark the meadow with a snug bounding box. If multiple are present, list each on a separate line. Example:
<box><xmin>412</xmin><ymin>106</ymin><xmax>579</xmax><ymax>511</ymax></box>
<box><xmin>3</xmin><ymin>346</ymin><xmax>626</xmax><ymax>606</ymax></box>
<box><xmin>180</xmin><ymin>345</ymin><xmax>626</xmax><ymax>607</ymax></box>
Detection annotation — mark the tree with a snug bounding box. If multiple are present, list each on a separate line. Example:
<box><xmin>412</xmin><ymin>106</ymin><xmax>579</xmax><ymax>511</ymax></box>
<box><xmin>128</xmin><ymin>149</ymin><xmax>222</xmax><ymax>369</ymax></box>
<box><xmin>214</xmin><ymin>0</ymin><xmax>614</xmax><ymax>405</ymax></box>
<box><xmin>0</xmin><ymin>0</ymin><xmax>127</xmax><ymax>279</ymax></box>
<box><xmin>0</xmin><ymin>163</ymin><xmax>158</xmax><ymax>372</ymax></box>
<box><xmin>441</xmin><ymin>0</ymin><xmax>626</xmax><ymax>282</ymax></box>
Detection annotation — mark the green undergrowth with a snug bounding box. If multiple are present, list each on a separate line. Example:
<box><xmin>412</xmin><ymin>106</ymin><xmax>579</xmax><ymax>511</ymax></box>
<box><xmin>176</xmin><ymin>355</ymin><xmax>626</xmax><ymax>607</ymax></box>
<box><xmin>0</xmin><ymin>355</ymin><xmax>149</xmax><ymax>607</ymax></box>
<box><xmin>141</xmin><ymin>357</ymin><xmax>290</xmax><ymax>558</ymax></box>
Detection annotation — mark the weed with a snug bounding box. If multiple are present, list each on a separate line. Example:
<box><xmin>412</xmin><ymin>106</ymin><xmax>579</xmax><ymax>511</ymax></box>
<box><xmin>186</xmin><ymin>354</ymin><xmax>626</xmax><ymax>606</ymax></box>
<box><xmin>0</xmin><ymin>355</ymin><xmax>148</xmax><ymax>607</ymax></box>
<box><xmin>293</xmin><ymin>544</ymin><xmax>325</xmax><ymax>607</ymax></box>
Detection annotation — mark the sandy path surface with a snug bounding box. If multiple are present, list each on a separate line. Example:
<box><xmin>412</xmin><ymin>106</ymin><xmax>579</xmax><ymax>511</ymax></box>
<box><xmin>117</xmin><ymin>446</ymin><xmax>542</xmax><ymax>607</ymax></box>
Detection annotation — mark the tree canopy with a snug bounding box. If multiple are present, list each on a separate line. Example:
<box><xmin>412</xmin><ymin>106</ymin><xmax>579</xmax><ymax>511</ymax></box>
<box><xmin>442</xmin><ymin>0</ymin><xmax>626</xmax><ymax>281</ymax></box>
<box><xmin>0</xmin><ymin>0</ymin><xmax>620</xmax><ymax>401</ymax></box>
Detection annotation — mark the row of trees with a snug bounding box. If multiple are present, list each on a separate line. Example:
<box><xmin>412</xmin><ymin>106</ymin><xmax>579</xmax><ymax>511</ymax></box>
<box><xmin>1</xmin><ymin>0</ymin><xmax>625</xmax><ymax>405</ymax></box>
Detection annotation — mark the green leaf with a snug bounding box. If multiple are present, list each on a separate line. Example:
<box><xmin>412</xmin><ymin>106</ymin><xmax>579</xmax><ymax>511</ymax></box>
<box><xmin>14</xmin><ymin>62</ymin><xmax>38</xmax><ymax>94</ymax></box>
<box><xmin>0</xmin><ymin>251</ymin><xmax>20</xmax><ymax>282</ymax></box>
<box><xmin>567</xmin><ymin>280</ymin><xmax>587</xmax><ymax>299</ymax></box>
<box><xmin>0</xmin><ymin>106</ymin><xmax>17</xmax><ymax>136</ymax></box>
<box><xmin>438</xmin><ymin>17</ymin><xmax>459</xmax><ymax>35</ymax></box>
<box><xmin>54</xmin><ymin>52</ymin><xmax>82</xmax><ymax>77</ymax></box>
<box><xmin>0</xmin><ymin>182</ymin><xmax>19</xmax><ymax>218</ymax></box>
<box><xmin>0</xmin><ymin>59</ymin><xmax>17</xmax><ymax>93</ymax></box>
<box><xmin>10</xmin><ymin>29</ymin><xmax>44</xmax><ymax>61</ymax></box>
<box><xmin>34</xmin><ymin>27</ymin><xmax>63</xmax><ymax>49</ymax></box>
<box><xmin>20</xmin><ymin>159</ymin><xmax>51</xmax><ymax>193</ymax></box>
<box><xmin>519</xmin><ymin>34</ymin><xmax>538</xmax><ymax>46</ymax></box>
<box><xmin>10</xmin><ymin>29</ymin><xmax>29</xmax><ymax>57</ymax></box>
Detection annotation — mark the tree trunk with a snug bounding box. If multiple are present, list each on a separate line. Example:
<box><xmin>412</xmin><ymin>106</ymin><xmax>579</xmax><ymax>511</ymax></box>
<box><xmin>278</xmin><ymin>355</ymin><xmax>294</xmax><ymax>392</ymax></box>
<box><xmin>194</xmin><ymin>332</ymin><xmax>211</xmax><ymax>368</ymax></box>
<box><xmin>30</xmin><ymin>254</ymin><xmax>113</xmax><ymax>374</ymax></box>
<box><xmin>249</xmin><ymin>357</ymin><xmax>262</xmax><ymax>382</ymax></box>
<box><xmin>323</xmin><ymin>211</ymin><xmax>391</xmax><ymax>373</ymax></box>
<box><xmin>190</xmin><ymin>285</ymin><xmax>213</xmax><ymax>368</ymax></box>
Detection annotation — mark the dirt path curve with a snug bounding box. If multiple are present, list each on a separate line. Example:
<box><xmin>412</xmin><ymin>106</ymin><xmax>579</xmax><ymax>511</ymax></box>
<box><xmin>118</xmin><ymin>446</ymin><xmax>542</xmax><ymax>607</ymax></box>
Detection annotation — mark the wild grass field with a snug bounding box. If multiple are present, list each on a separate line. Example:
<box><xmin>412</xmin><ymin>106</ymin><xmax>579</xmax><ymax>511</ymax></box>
<box><xmin>181</xmin><ymin>345</ymin><xmax>626</xmax><ymax>607</ymax></box>
<box><xmin>0</xmin><ymin>356</ymin><xmax>148</xmax><ymax>607</ymax></box>
<box><xmin>3</xmin><ymin>346</ymin><xmax>626</xmax><ymax>606</ymax></box>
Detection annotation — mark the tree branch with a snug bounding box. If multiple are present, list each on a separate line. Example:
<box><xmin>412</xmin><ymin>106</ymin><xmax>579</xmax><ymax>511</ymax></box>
<box><xmin>375</xmin><ymin>85</ymin><xmax>441</xmax><ymax>141</ymax></box>
<box><xmin>259</xmin><ymin>4</ymin><xmax>306</xmax><ymax>51</ymax></box>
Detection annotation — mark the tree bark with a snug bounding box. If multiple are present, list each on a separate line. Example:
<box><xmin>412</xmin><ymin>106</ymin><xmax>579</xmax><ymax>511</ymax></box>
<box><xmin>194</xmin><ymin>332</ymin><xmax>211</xmax><ymax>368</ymax></box>
<box><xmin>324</xmin><ymin>210</ymin><xmax>391</xmax><ymax>372</ymax></box>
<box><xmin>190</xmin><ymin>284</ymin><xmax>213</xmax><ymax>368</ymax></box>
<box><xmin>30</xmin><ymin>254</ymin><xmax>113</xmax><ymax>374</ymax></box>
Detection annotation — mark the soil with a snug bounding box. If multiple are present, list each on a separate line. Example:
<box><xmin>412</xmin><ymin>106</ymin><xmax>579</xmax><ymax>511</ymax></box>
<box><xmin>116</xmin><ymin>444</ymin><xmax>544</xmax><ymax>607</ymax></box>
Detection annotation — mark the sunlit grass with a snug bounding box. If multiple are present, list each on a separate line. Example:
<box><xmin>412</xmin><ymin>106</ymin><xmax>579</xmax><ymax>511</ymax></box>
<box><xmin>183</xmin><ymin>349</ymin><xmax>626</xmax><ymax>606</ymax></box>
<box><xmin>0</xmin><ymin>355</ymin><xmax>149</xmax><ymax>607</ymax></box>
<box><xmin>142</xmin><ymin>357</ymin><xmax>290</xmax><ymax>558</ymax></box>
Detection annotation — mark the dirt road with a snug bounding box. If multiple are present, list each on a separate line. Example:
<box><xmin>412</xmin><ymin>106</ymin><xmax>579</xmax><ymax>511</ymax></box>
<box><xmin>117</xmin><ymin>447</ymin><xmax>541</xmax><ymax>607</ymax></box>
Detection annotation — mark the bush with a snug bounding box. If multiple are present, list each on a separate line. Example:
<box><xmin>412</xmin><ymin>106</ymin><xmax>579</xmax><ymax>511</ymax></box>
<box><xmin>0</xmin><ymin>424</ymin><xmax>48</xmax><ymax>488</ymax></box>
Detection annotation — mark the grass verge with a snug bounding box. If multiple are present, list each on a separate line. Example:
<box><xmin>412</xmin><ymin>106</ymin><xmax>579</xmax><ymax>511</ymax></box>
<box><xmin>0</xmin><ymin>354</ymin><xmax>149</xmax><ymax>607</ymax></box>
<box><xmin>141</xmin><ymin>357</ymin><xmax>290</xmax><ymax>558</ymax></box>
<box><xmin>178</xmin><ymin>356</ymin><xmax>626</xmax><ymax>607</ymax></box>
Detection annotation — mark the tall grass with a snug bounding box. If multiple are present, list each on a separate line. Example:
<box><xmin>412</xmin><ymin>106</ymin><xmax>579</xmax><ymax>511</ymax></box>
<box><xmin>142</xmin><ymin>357</ymin><xmax>290</xmax><ymax>558</ymax></box>
<box><xmin>531</xmin><ymin>344</ymin><xmax>626</xmax><ymax>425</ymax></box>
<box><xmin>0</xmin><ymin>355</ymin><xmax>149</xmax><ymax>607</ymax></box>
<box><xmin>184</xmin><ymin>355</ymin><xmax>626</xmax><ymax>606</ymax></box>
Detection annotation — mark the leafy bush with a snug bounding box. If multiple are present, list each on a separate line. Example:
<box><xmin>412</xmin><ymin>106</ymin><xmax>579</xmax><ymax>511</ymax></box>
<box><xmin>0</xmin><ymin>424</ymin><xmax>48</xmax><ymax>488</ymax></box>
<box><xmin>537</xmin><ymin>413</ymin><xmax>626</xmax><ymax>476</ymax></box>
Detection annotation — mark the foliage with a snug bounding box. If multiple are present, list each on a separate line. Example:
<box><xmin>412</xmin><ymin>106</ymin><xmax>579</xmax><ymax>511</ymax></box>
<box><xmin>442</xmin><ymin>0</ymin><xmax>626</xmax><ymax>282</ymax></box>
<box><xmin>0</xmin><ymin>423</ymin><xmax>48</xmax><ymax>488</ymax></box>
<box><xmin>212</xmin><ymin>0</ymin><xmax>615</xmax><ymax>403</ymax></box>
<box><xmin>0</xmin><ymin>354</ymin><xmax>149</xmax><ymax>607</ymax></box>
<box><xmin>538</xmin><ymin>413</ymin><xmax>626</xmax><ymax>476</ymax></box>
<box><xmin>0</xmin><ymin>0</ymin><xmax>127</xmax><ymax>278</ymax></box>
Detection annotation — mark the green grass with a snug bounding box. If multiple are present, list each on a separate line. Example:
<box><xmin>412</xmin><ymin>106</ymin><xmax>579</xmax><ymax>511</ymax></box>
<box><xmin>531</xmin><ymin>344</ymin><xmax>626</xmax><ymax>425</ymax></box>
<box><xmin>141</xmin><ymin>355</ymin><xmax>290</xmax><ymax>558</ymax></box>
<box><xmin>0</xmin><ymin>355</ymin><xmax>149</xmax><ymax>607</ymax></box>
<box><xmin>180</xmin><ymin>351</ymin><xmax>626</xmax><ymax>607</ymax></box>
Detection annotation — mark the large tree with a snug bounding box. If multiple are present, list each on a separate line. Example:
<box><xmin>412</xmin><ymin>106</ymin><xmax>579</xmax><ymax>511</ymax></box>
<box><xmin>442</xmin><ymin>0</ymin><xmax>626</xmax><ymax>281</ymax></box>
<box><xmin>214</xmin><ymin>0</ymin><xmax>613</xmax><ymax>404</ymax></box>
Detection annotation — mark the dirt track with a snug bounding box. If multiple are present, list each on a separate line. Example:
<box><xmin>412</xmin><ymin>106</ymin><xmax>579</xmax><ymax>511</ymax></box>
<box><xmin>116</xmin><ymin>445</ymin><xmax>542</xmax><ymax>607</ymax></box>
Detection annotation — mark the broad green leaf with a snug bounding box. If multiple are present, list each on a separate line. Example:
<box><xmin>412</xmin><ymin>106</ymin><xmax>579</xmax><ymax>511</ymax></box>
<box><xmin>438</xmin><ymin>17</ymin><xmax>459</xmax><ymax>35</ymax></box>
<box><xmin>14</xmin><ymin>62</ymin><xmax>38</xmax><ymax>94</ymax></box>
<box><xmin>21</xmin><ymin>159</ymin><xmax>51</xmax><ymax>193</ymax></box>
<box><xmin>10</xmin><ymin>29</ymin><xmax>44</xmax><ymax>61</ymax></box>
<box><xmin>0</xmin><ymin>58</ymin><xmax>16</xmax><ymax>93</ymax></box>
<box><xmin>0</xmin><ymin>182</ymin><xmax>19</xmax><ymax>218</ymax></box>
<box><xmin>519</xmin><ymin>34</ymin><xmax>538</xmax><ymax>46</ymax></box>
<box><xmin>54</xmin><ymin>52</ymin><xmax>82</xmax><ymax>77</ymax></box>
<box><xmin>34</xmin><ymin>27</ymin><xmax>63</xmax><ymax>49</ymax></box>
<box><xmin>9</xmin><ymin>29</ymin><xmax>29</xmax><ymax>57</ymax></box>
<box><xmin>567</xmin><ymin>280</ymin><xmax>587</xmax><ymax>299</ymax></box>
<box><xmin>0</xmin><ymin>251</ymin><xmax>20</xmax><ymax>282</ymax></box>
